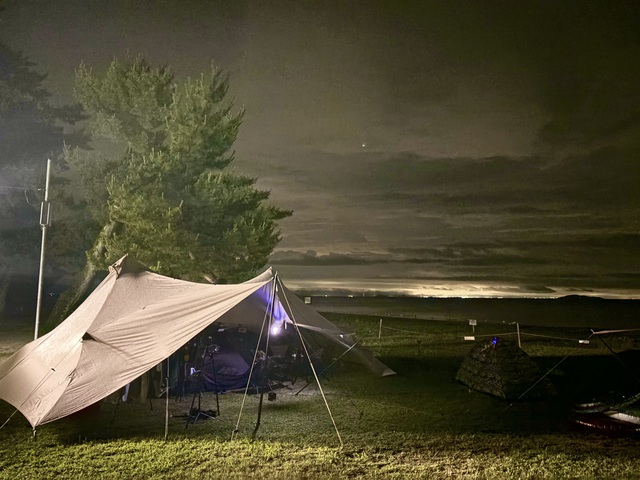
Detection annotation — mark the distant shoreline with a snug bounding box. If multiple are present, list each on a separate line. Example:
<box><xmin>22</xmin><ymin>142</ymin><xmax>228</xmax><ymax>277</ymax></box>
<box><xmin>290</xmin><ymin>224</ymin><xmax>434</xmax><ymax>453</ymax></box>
<box><xmin>306</xmin><ymin>295</ymin><xmax>640</xmax><ymax>329</ymax></box>
<box><xmin>2</xmin><ymin>294</ymin><xmax>639</xmax><ymax>332</ymax></box>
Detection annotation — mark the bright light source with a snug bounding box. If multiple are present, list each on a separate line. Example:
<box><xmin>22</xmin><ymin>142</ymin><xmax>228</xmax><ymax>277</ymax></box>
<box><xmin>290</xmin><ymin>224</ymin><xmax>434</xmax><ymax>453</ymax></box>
<box><xmin>270</xmin><ymin>324</ymin><xmax>281</xmax><ymax>336</ymax></box>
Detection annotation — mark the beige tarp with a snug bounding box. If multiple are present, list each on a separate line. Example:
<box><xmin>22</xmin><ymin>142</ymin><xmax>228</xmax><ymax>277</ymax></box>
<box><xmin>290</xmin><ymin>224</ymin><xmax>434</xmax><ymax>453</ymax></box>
<box><xmin>0</xmin><ymin>255</ymin><xmax>393</xmax><ymax>428</ymax></box>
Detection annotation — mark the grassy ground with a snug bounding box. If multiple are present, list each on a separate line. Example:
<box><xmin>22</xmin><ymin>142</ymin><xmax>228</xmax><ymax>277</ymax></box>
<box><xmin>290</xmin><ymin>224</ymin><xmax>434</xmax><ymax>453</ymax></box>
<box><xmin>1</xmin><ymin>315</ymin><xmax>639</xmax><ymax>479</ymax></box>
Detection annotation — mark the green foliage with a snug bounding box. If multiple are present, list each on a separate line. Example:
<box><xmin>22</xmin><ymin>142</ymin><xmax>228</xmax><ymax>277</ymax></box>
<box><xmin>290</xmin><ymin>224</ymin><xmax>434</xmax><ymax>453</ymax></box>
<box><xmin>74</xmin><ymin>59</ymin><xmax>173</xmax><ymax>153</ymax></box>
<box><xmin>4</xmin><ymin>433</ymin><xmax>638</xmax><ymax>480</ymax></box>
<box><xmin>0</xmin><ymin>44</ymin><xmax>86</xmax><ymax>290</ymax></box>
<box><xmin>69</xmin><ymin>56</ymin><xmax>290</xmax><ymax>282</ymax></box>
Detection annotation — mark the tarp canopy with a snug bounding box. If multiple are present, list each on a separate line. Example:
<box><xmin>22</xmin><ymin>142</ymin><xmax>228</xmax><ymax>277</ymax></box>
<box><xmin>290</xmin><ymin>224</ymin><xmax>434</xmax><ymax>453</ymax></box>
<box><xmin>0</xmin><ymin>255</ymin><xmax>393</xmax><ymax>429</ymax></box>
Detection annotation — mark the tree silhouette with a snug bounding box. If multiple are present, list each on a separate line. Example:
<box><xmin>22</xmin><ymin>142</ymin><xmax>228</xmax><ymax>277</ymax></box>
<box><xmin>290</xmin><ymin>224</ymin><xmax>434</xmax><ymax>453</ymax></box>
<box><xmin>0</xmin><ymin>44</ymin><xmax>83</xmax><ymax>318</ymax></box>
<box><xmin>48</xmin><ymin>57</ymin><xmax>291</xmax><ymax>327</ymax></box>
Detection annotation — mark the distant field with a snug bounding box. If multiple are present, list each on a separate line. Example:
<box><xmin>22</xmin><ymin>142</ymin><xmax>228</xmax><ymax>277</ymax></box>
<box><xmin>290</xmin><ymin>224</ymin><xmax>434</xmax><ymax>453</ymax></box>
<box><xmin>1</xmin><ymin>313</ymin><xmax>640</xmax><ymax>478</ymax></box>
<box><xmin>310</xmin><ymin>295</ymin><xmax>640</xmax><ymax>329</ymax></box>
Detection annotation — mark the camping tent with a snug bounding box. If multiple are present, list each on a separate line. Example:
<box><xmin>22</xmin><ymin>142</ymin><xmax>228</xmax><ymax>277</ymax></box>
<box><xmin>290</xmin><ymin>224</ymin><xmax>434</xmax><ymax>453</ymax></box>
<box><xmin>455</xmin><ymin>337</ymin><xmax>555</xmax><ymax>401</ymax></box>
<box><xmin>0</xmin><ymin>255</ymin><xmax>393</xmax><ymax>429</ymax></box>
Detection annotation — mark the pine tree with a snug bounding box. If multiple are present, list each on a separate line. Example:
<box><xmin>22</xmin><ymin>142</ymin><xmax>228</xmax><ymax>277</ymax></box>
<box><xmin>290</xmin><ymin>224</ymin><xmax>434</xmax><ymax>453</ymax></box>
<box><xmin>0</xmin><ymin>44</ymin><xmax>83</xmax><ymax>318</ymax></box>
<box><xmin>49</xmin><ymin>57</ymin><xmax>291</xmax><ymax>326</ymax></box>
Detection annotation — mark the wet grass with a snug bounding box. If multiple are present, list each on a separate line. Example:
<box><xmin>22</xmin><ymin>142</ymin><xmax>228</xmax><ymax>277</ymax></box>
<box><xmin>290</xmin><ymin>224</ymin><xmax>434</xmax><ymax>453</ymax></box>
<box><xmin>1</xmin><ymin>314</ymin><xmax>639</xmax><ymax>479</ymax></box>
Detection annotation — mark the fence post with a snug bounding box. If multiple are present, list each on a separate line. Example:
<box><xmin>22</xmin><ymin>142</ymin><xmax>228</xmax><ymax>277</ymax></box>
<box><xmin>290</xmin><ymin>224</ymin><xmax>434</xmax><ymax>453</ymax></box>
<box><xmin>516</xmin><ymin>322</ymin><xmax>521</xmax><ymax>348</ymax></box>
<box><xmin>378</xmin><ymin>318</ymin><xmax>383</xmax><ymax>339</ymax></box>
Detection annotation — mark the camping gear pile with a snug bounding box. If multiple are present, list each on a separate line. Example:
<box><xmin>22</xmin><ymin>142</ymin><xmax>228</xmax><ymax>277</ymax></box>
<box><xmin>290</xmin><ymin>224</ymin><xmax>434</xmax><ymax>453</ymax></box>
<box><xmin>572</xmin><ymin>401</ymin><xmax>640</xmax><ymax>436</ymax></box>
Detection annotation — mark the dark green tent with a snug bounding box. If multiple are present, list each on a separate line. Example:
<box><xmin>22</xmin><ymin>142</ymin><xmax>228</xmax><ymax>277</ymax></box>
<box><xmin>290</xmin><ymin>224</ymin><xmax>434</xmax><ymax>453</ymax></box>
<box><xmin>456</xmin><ymin>337</ymin><xmax>556</xmax><ymax>401</ymax></box>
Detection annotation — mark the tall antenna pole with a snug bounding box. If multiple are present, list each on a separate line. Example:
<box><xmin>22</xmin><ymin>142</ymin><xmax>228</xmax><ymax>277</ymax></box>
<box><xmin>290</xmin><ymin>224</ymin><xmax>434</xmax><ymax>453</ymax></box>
<box><xmin>34</xmin><ymin>159</ymin><xmax>52</xmax><ymax>340</ymax></box>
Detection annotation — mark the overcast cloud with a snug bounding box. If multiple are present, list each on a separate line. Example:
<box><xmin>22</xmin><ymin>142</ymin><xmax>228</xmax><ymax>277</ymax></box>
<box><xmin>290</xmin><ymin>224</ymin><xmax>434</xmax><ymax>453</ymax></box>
<box><xmin>1</xmin><ymin>0</ymin><xmax>639</xmax><ymax>297</ymax></box>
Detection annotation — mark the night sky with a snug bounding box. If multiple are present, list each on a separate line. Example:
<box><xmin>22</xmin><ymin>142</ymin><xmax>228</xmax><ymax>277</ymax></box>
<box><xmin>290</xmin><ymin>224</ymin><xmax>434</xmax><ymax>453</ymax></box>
<box><xmin>2</xmin><ymin>0</ymin><xmax>640</xmax><ymax>298</ymax></box>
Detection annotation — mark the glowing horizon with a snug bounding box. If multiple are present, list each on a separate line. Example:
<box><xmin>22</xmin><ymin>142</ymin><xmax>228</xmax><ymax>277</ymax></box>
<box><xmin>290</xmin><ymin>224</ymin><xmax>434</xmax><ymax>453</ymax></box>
<box><xmin>282</xmin><ymin>278</ymin><xmax>640</xmax><ymax>300</ymax></box>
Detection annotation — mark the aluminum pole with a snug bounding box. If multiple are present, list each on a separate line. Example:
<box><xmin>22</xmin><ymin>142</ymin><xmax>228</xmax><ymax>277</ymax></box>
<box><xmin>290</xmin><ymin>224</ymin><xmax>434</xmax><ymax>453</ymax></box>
<box><xmin>34</xmin><ymin>159</ymin><xmax>51</xmax><ymax>340</ymax></box>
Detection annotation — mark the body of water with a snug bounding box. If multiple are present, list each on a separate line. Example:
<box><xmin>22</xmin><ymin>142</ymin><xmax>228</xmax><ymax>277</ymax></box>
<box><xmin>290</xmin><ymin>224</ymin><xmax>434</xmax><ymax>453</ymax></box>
<box><xmin>307</xmin><ymin>295</ymin><xmax>640</xmax><ymax>330</ymax></box>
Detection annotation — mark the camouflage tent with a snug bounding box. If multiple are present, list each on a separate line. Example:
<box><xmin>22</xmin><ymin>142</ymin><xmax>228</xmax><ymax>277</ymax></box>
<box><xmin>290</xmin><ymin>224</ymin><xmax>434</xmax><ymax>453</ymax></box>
<box><xmin>456</xmin><ymin>337</ymin><xmax>555</xmax><ymax>401</ymax></box>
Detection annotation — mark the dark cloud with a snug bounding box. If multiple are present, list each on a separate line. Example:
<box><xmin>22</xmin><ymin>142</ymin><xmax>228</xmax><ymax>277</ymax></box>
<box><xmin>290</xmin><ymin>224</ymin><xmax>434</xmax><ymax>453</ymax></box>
<box><xmin>270</xmin><ymin>250</ymin><xmax>393</xmax><ymax>266</ymax></box>
<box><xmin>271</xmin><ymin>231</ymin><xmax>640</xmax><ymax>295</ymax></box>
<box><xmin>2</xmin><ymin>0</ymin><xmax>640</xmax><ymax>297</ymax></box>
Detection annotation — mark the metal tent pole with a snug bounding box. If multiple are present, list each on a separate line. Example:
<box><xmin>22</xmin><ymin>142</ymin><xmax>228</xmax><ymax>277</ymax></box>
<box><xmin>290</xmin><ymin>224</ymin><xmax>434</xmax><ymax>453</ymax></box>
<box><xmin>277</xmin><ymin>276</ymin><xmax>344</xmax><ymax>447</ymax></box>
<box><xmin>165</xmin><ymin>356</ymin><xmax>170</xmax><ymax>441</ymax></box>
<box><xmin>251</xmin><ymin>280</ymin><xmax>277</xmax><ymax>441</ymax></box>
<box><xmin>232</xmin><ymin>277</ymin><xmax>277</xmax><ymax>441</ymax></box>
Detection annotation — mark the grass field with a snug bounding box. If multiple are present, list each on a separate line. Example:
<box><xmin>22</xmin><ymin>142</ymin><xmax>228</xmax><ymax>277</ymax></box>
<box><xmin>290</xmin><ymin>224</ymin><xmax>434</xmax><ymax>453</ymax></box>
<box><xmin>1</xmin><ymin>314</ymin><xmax>640</xmax><ymax>479</ymax></box>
